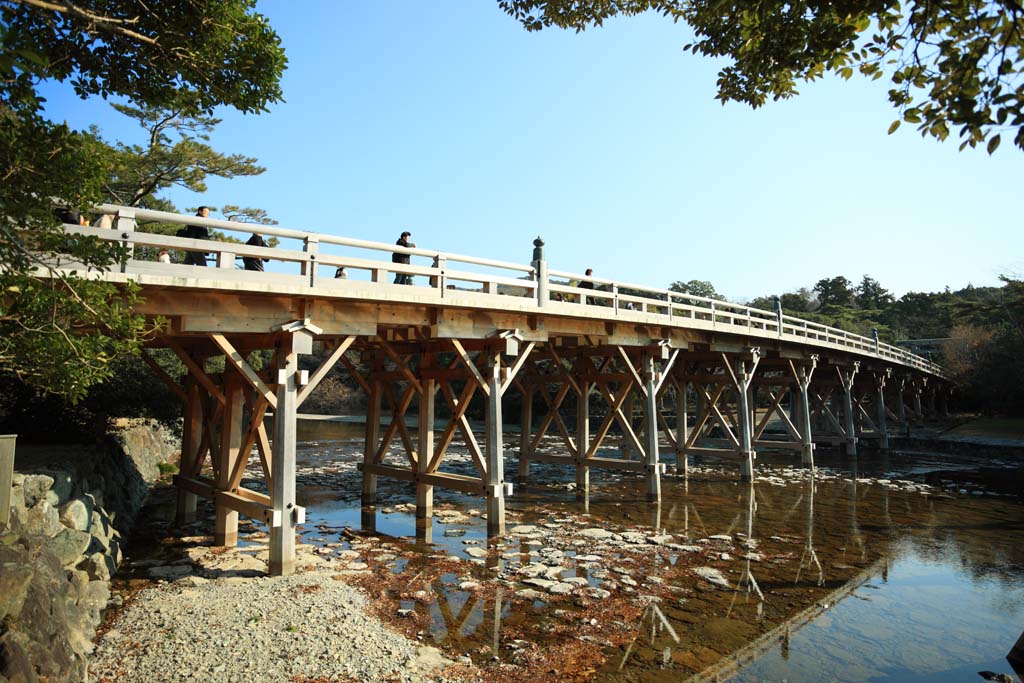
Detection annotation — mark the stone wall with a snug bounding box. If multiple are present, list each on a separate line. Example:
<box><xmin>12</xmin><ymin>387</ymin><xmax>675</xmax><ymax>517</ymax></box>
<box><xmin>0</xmin><ymin>419</ymin><xmax>177</xmax><ymax>683</ymax></box>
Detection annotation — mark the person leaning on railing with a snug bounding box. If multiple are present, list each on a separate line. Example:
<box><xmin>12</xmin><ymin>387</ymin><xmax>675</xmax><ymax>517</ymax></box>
<box><xmin>242</xmin><ymin>232</ymin><xmax>270</xmax><ymax>271</ymax></box>
<box><xmin>392</xmin><ymin>230</ymin><xmax>415</xmax><ymax>285</ymax></box>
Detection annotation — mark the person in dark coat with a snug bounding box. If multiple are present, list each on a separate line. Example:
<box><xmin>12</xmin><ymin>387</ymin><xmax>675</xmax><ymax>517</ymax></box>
<box><xmin>392</xmin><ymin>230</ymin><xmax>415</xmax><ymax>285</ymax></box>
<box><xmin>243</xmin><ymin>232</ymin><xmax>269</xmax><ymax>271</ymax></box>
<box><xmin>182</xmin><ymin>206</ymin><xmax>211</xmax><ymax>266</ymax></box>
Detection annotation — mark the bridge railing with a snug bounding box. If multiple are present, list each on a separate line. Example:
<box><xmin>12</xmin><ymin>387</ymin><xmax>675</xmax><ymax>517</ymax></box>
<box><xmin>52</xmin><ymin>205</ymin><xmax>943</xmax><ymax>376</ymax></box>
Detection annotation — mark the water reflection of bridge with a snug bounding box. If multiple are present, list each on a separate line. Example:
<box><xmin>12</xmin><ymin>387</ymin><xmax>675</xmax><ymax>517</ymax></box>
<box><xmin>48</xmin><ymin>206</ymin><xmax>949</xmax><ymax>574</ymax></box>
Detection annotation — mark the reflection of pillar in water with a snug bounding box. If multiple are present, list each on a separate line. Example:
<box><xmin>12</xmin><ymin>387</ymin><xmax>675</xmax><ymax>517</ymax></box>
<box><xmin>796</xmin><ymin>474</ymin><xmax>823</xmax><ymax>586</ymax></box>
<box><xmin>651</xmin><ymin>500</ymin><xmax>662</xmax><ymax>532</ymax></box>
<box><xmin>493</xmin><ymin>588</ymin><xmax>504</xmax><ymax>662</ymax></box>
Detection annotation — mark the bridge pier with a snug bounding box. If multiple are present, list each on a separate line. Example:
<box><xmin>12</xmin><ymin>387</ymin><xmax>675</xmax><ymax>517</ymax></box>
<box><xmin>874</xmin><ymin>369</ymin><xmax>890</xmax><ymax>450</ymax></box>
<box><xmin>643</xmin><ymin>353</ymin><xmax>662</xmax><ymax>499</ymax></box>
<box><xmin>576</xmin><ymin>378</ymin><xmax>591</xmax><ymax>497</ymax></box>
<box><xmin>269</xmin><ymin>332</ymin><xmax>300</xmax><ymax>576</ymax></box>
<box><xmin>837</xmin><ymin>363</ymin><xmax>860</xmax><ymax>457</ymax></box>
<box><xmin>797</xmin><ymin>358</ymin><xmax>817</xmax><ymax>469</ymax></box>
<box><xmin>175</xmin><ymin>379</ymin><xmax>201</xmax><ymax>525</ymax></box>
<box><xmin>485</xmin><ymin>349</ymin><xmax>506</xmax><ymax>537</ymax></box>
<box><xmin>215</xmin><ymin>372</ymin><xmax>244</xmax><ymax>547</ymax></box>
<box><xmin>416</xmin><ymin>355</ymin><xmax>436</xmax><ymax>540</ymax></box>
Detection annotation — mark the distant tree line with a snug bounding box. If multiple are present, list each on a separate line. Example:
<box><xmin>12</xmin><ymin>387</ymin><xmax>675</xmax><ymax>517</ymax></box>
<box><xmin>711</xmin><ymin>274</ymin><xmax>1023</xmax><ymax>416</ymax></box>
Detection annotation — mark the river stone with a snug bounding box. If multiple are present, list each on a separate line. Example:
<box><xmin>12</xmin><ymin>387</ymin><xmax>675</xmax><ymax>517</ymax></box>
<box><xmin>510</xmin><ymin>525</ymin><xmax>539</xmax><ymax>535</ymax></box>
<box><xmin>464</xmin><ymin>547</ymin><xmax>488</xmax><ymax>559</ymax></box>
<box><xmin>579</xmin><ymin>528</ymin><xmax>614</xmax><ymax>540</ymax></box>
<box><xmin>51</xmin><ymin>528</ymin><xmax>92</xmax><ymax>566</ymax></box>
<box><xmin>708</xmin><ymin>534</ymin><xmax>733</xmax><ymax>542</ymax></box>
<box><xmin>25</xmin><ymin>501</ymin><xmax>61</xmax><ymax>537</ymax></box>
<box><xmin>79</xmin><ymin>553</ymin><xmax>113</xmax><ymax>582</ymax></box>
<box><xmin>0</xmin><ymin>632</ymin><xmax>37</xmax><ymax>683</ymax></box>
<box><xmin>585</xmin><ymin>587</ymin><xmax>611</xmax><ymax>600</ymax></box>
<box><xmin>649</xmin><ymin>534</ymin><xmax>674</xmax><ymax>545</ymax></box>
<box><xmin>692</xmin><ymin>566</ymin><xmax>730</xmax><ymax>588</ymax></box>
<box><xmin>518</xmin><ymin>563</ymin><xmax>550</xmax><ymax>578</ymax></box>
<box><xmin>619</xmin><ymin>532</ymin><xmax>646</xmax><ymax>544</ymax></box>
<box><xmin>58</xmin><ymin>500</ymin><xmax>90</xmax><ymax>532</ymax></box>
<box><xmin>0</xmin><ymin>563</ymin><xmax>34</xmax><ymax>621</ymax></box>
<box><xmin>515</xmin><ymin>588</ymin><xmax>546</xmax><ymax>601</ymax></box>
<box><xmin>21</xmin><ymin>474</ymin><xmax>54</xmax><ymax>508</ymax></box>
<box><xmin>523</xmin><ymin>578</ymin><xmax>555</xmax><ymax>589</ymax></box>
<box><xmin>549</xmin><ymin>582</ymin><xmax>574</xmax><ymax>595</ymax></box>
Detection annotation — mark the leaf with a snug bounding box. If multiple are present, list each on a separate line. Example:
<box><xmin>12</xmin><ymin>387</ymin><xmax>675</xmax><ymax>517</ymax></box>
<box><xmin>987</xmin><ymin>135</ymin><xmax>1001</xmax><ymax>154</ymax></box>
<box><xmin>887</xmin><ymin>120</ymin><xmax>901</xmax><ymax>134</ymax></box>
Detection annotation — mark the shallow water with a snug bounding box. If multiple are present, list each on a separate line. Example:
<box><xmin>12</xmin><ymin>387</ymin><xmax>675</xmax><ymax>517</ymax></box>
<box><xmin>281</xmin><ymin>417</ymin><xmax>1024</xmax><ymax>682</ymax></box>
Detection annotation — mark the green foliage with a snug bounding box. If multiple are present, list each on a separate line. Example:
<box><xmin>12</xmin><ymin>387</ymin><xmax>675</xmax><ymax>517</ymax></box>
<box><xmin>813</xmin><ymin>276</ymin><xmax>854</xmax><ymax>307</ymax></box>
<box><xmin>101</xmin><ymin>104</ymin><xmax>266</xmax><ymax>207</ymax></box>
<box><xmin>668</xmin><ymin>279</ymin><xmax>723</xmax><ymax>299</ymax></box>
<box><xmin>499</xmin><ymin>0</ymin><xmax>1024</xmax><ymax>152</ymax></box>
<box><xmin>0</xmin><ymin>0</ymin><xmax>286</xmax><ymax>400</ymax></box>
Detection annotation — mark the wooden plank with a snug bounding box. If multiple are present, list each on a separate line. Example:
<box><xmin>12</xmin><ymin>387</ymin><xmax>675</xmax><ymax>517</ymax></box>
<box><xmin>215</xmin><ymin>490</ymin><xmax>275</xmax><ymax>525</ymax></box>
<box><xmin>173</xmin><ymin>474</ymin><xmax>216</xmax><ymax>498</ymax></box>
<box><xmin>450</xmin><ymin>339</ymin><xmax>489</xmax><ymax>396</ymax></box>
<box><xmin>166</xmin><ymin>338</ymin><xmax>225</xmax><ymax>405</ymax></box>
<box><xmin>210</xmin><ymin>334</ymin><xmax>277</xmax><ymax>410</ymax></box>
<box><xmin>362</xmin><ymin>463</ymin><xmax>486</xmax><ymax>495</ymax></box>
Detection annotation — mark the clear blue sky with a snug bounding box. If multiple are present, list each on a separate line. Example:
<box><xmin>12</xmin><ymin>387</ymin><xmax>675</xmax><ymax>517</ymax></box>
<box><xmin>42</xmin><ymin>2</ymin><xmax>1022</xmax><ymax>301</ymax></box>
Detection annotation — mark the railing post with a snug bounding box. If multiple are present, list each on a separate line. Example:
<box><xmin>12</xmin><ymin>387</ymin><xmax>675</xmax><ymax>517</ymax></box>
<box><xmin>114</xmin><ymin>208</ymin><xmax>136</xmax><ymax>272</ymax></box>
<box><xmin>532</xmin><ymin>237</ymin><xmax>548</xmax><ymax>308</ymax></box>
<box><xmin>612</xmin><ymin>284</ymin><xmax>619</xmax><ymax>314</ymax></box>
<box><xmin>432</xmin><ymin>255</ymin><xmax>446</xmax><ymax>294</ymax></box>
<box><xmin>303</xmin><ymin>236</ymin><xmax>319</xmax><ymax>287</ymax></box>
<box><xmin>773</xmin><ymin>296</ymin><xmax>783</xmax><ymax>337</ymax></box>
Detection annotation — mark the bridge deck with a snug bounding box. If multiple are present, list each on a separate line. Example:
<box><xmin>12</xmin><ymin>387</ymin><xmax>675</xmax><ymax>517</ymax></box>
<box><xmin>36</xmin><ymin>206</ymin><xmax>948</xmax><ymax>575</ymax></box>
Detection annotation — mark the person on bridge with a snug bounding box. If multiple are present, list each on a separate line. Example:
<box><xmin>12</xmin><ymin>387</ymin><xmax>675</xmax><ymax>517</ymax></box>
<box><xmin>243</xmin><ymin>232</ymin><xmax>269</xmax><ymax>271</ymax></box>
<box><xmin>392</xmin><ymin>231</ymin><xmax>415</xmax><ymax>285</ymax></box>
<box><xmin>181</xmin><ymin>206</ymin><xmax>211</xmax><ymax>266</ymax></box>
<box><xmin>579</xmin><ymin>268</ymin><xmax>595</xmax><ymax>304</ymax></box>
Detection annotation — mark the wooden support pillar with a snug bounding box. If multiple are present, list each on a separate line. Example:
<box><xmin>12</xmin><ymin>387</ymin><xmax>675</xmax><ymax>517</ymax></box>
<box><xmin>737</xmin><ymin>358</ymin><xmax>756</xmax><ymax>481</ymax></box>
<box><xmin>176</xmin><ymin>380</ymin><xmax>201</xmax><ymax>525</ymax></box>
<box><xmin>896</xmin><ymin>377</ymin><xmax>908</xmax><ymax>426</ymax></box>
<box><xmin>269</xmin><ymin>334</ymin><xmax>299</xmax><ymax>576</ymax></box>
<box><xmin>644</xmin><ymin>354</ymin><xmax>661</xmax><ymax>500</ymax></box>
<box><xmin>576</xmin><ymin>380</ymin><xmax>590</xmax><ymax>497</ymax></box>
<box><xmin>362</xmin><ymin>365</ymin><xmax>383</xmax><ymax>511</ymax></box>
<box><xmin>797</xmin><ymin>359</ymin><xmax>816</xmax><ymax>469</ymax></box>
<box><xmin>416</xmin><ymin>356</ymin><xmax>435</xmax><ymax>538</ymax></box>
<box><xmin>214</xmin><ymin>372</ymin><xmax>244</xmax><ymax>547</ymax></box>
<box><xmin>676</xmin><ymin>379</ymin><xmax>688</xmax><ymax>476</ymax></box>
<box><xmin>485</xmin><ymin>350</ymin><xmax>506</xmax><ymax>537</ymax></box>
<box><xmin>518</xmin><ymin>384</ymin><xmax>533</xmax><ymax>481</ymax></box>
<box><xmin>838</xmin><ymin>364</ymin><xmax>859</xmax><ymax>456</ymax></box>
<box><xmin>912</xmin><ymin>382</ymin><xmax>924</xmax><ymax>423</ymax></box>
<box><xmin>876</xmin><ymin>373</ymin><xmax>890</xmax><ymax>450</ymax></box>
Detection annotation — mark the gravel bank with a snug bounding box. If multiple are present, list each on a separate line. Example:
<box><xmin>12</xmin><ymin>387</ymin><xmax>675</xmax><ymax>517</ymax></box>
<box><xmin>90</xmin><ymin>550</ymin><xmax>467</xmax><ymax>683</ymax></box>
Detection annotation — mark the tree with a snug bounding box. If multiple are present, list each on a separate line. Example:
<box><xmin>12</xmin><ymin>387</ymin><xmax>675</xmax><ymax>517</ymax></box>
<box><xmin>0</xmin><ymin>1</ymin><xmax>286</xmax><ymax>401</ymax></box>
<box><xmin>101</xmin><ymin>104</ymin><xmax>265</xmax><ymax>208</ymax></box>
<box><xmin>813</xmin><ymin>276</ymin><xmax>854</xmax><ymax>307</ymax></box>
<box><xmin>499</xmin><ymin>0</ymin><xmax>1024</xmax><ymax>152</ymax></box>
<box><xmin>669</xmin><ymin>279</ymin><xmax>723</xmax><ymax>299</ymax></box>
<box><xmin>855</xmin><ymin>275</ymin><xmax>894</xmax><ymax>310</ymax></box>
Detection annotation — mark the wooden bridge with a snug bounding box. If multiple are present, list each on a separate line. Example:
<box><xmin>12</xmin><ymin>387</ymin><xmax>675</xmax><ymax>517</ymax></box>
<box><xmin>47</xmin><ymin>206</ymin><xmax>948</xmax><ymax>575</ymax></box>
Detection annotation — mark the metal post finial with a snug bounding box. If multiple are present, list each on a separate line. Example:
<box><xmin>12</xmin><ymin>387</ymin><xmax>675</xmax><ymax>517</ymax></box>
<box><xmin>532</xmin><ymin>236</ymin><xmax>545</xmax><ymax>263</ymax></box>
